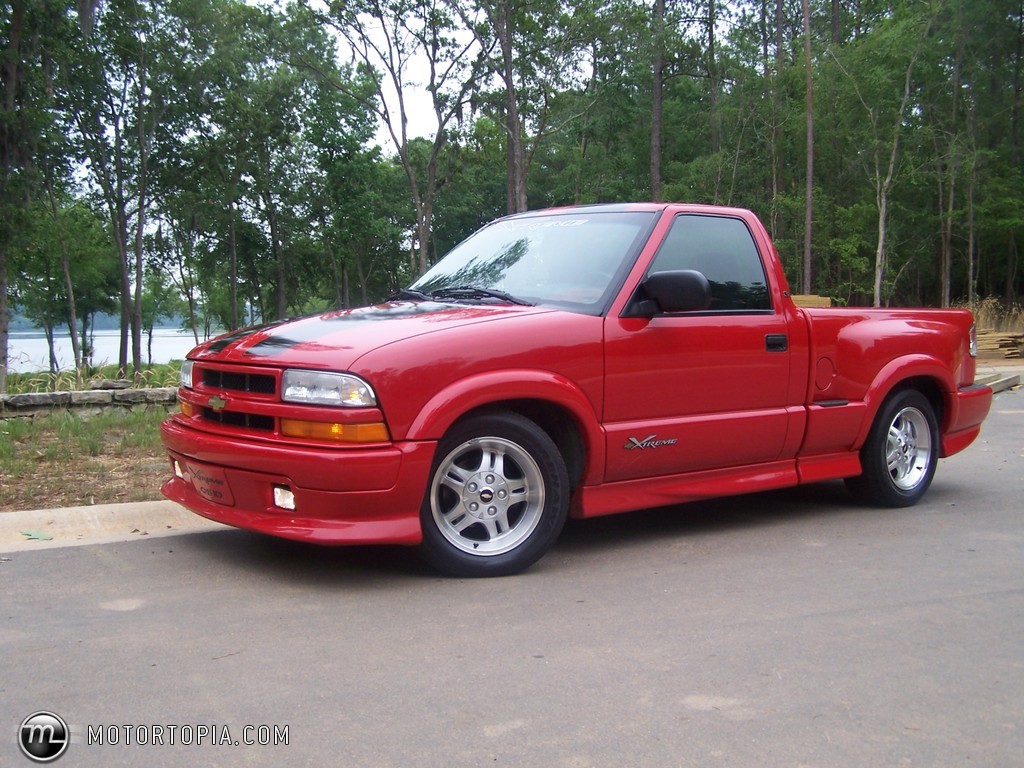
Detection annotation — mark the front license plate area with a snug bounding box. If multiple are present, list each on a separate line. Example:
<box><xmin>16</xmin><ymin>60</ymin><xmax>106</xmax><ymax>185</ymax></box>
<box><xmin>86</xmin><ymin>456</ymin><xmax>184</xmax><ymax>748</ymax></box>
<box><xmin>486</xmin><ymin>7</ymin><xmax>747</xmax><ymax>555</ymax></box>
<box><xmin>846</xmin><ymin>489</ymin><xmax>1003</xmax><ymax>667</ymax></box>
<box><xmin>183</xmin><ymin>461</ymin><xmax>236</xmax><ymax>506</ymax></box>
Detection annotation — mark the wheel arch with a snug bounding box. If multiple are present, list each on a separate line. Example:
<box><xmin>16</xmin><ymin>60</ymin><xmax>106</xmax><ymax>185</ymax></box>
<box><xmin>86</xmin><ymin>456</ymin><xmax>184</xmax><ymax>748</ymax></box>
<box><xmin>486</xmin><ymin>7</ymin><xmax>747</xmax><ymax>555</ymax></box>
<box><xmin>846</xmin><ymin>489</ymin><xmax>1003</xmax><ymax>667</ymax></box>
<box><xmin>854</xmin><ymin>356</ymin><xmax>953</xmax><ymax>450</ymax></box>
<box><xmin>405</xmin><ymin>370</ymin><xmax>605</xmax><ymax>488</ymax></box>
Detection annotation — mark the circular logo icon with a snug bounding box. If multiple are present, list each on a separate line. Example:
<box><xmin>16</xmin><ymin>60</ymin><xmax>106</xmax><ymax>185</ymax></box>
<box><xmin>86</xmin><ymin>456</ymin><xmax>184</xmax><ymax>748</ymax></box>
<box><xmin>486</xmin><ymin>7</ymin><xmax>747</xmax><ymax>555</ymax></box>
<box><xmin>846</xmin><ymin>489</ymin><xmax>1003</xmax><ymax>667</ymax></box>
<box><xmin>18</xmin><ymin>711</ymin><xmax>69</xmax><ymax>763</ymax></box>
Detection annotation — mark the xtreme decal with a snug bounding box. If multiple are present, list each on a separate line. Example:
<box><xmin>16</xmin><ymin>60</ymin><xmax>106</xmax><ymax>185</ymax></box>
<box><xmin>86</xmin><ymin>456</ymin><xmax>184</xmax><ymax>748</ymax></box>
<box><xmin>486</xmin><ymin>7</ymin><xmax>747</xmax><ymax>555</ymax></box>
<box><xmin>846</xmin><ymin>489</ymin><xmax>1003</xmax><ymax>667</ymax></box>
<box><xmin>624</xmin><ymin>435</ymin><xmax>679</xmax><ymax>450</ymax></box>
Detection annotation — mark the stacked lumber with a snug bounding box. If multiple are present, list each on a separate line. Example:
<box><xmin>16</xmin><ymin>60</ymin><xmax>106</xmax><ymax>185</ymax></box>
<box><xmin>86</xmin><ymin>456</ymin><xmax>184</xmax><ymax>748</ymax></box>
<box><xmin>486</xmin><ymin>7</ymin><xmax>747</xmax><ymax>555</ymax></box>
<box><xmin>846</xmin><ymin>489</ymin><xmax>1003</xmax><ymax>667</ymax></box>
<box><xmin>975</xmin><ymin>329</ymin><xmax>1024</xmax><ymax>359</ymax></box>
<box><xmin>792</xmin><ymin>294</ymin><xmax>832</xmax><ymax>308</ymax></box>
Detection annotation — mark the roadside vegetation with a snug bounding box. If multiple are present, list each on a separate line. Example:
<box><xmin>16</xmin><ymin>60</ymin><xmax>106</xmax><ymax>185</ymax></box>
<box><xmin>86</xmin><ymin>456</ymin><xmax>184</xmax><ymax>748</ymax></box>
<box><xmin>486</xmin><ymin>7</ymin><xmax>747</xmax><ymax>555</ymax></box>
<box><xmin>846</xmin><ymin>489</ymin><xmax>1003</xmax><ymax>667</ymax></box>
<box><xmin>0</xmin><ymin>406</ymin><xmax>171</xmax><ymax>512</ymax></box>
<box><xmin>0</xmin><ymin>363</ymin><xmax>179</xmax><ymax>511</ymax></box>
<box><xmin>966</xmin><ymin>299</ymin><xmax>1024</xmax><ymax>334</ymax></box>
<box><xmin>3</xmin><ymin>363</ymin><xmax>180</xmax><ymax>395</ymax></box>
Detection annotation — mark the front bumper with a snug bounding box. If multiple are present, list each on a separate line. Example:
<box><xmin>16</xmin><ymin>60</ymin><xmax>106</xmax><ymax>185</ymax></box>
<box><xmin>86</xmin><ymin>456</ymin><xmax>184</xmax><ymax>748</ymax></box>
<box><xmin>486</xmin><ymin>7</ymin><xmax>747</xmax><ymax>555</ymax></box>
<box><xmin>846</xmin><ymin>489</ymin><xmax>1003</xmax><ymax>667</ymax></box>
<box><xmin>160</xmin><ymin>418</ymin><xmax>435</xmax><ymax>545</ymax></box>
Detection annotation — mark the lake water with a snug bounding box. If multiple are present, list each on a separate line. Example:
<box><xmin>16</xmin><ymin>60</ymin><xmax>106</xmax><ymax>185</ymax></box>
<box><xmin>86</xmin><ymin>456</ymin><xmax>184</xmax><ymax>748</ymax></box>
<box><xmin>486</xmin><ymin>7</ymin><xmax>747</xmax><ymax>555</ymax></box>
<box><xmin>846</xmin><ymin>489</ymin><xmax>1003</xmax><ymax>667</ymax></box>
<box><xmin>6</xmin><ymin>329</ymin><xmax>206</xmax><ymax>374</ymax></box>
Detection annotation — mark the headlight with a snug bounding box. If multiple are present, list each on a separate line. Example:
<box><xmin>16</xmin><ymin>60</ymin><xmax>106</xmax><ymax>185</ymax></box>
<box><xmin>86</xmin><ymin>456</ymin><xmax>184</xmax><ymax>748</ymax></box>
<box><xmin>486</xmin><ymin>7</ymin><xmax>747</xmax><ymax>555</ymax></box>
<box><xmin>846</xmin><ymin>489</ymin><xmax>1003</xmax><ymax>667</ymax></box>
<box><xmin>282</xmin><ymin>370</ymin><xmax>377</xmax><ymax>407</ymax></box>
<box><xmin>181</xmin><ymin>360</ymin><xmax>195</xmax><ymax>389</ymax></box>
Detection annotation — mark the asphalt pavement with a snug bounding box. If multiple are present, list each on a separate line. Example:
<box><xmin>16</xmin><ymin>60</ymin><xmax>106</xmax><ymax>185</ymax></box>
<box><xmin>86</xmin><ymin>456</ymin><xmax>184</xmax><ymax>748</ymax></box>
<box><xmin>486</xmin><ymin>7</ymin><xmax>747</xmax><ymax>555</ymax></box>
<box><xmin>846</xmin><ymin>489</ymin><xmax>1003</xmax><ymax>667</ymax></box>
<box><xmin>1</xmin><ymin>364</ymin><xmax>1022</xmax><ymax>768</ymax></box>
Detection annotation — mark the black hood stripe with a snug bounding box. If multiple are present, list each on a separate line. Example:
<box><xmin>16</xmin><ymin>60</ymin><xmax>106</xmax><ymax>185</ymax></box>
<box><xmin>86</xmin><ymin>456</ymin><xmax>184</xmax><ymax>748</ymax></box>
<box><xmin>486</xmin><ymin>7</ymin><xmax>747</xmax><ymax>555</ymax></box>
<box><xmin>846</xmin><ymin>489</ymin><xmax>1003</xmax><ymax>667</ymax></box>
<box><xmin>245</xmin><ymin>319</ymin><xmax>331</xmax><ymax>357</ymax></box>
<box><xmin>243</xmin><ymin>303</ymin><xmax>457</xmax><ymax>358</ymax></box>
<box><xmin>202</xmin><ymin>320</ymin><xmax>290</xmax><ymax>354</ymax></box>
<box><xmin>198</xmin><ymin>302</ymin><xmax>497</xmax><ymax>360</ymax></box>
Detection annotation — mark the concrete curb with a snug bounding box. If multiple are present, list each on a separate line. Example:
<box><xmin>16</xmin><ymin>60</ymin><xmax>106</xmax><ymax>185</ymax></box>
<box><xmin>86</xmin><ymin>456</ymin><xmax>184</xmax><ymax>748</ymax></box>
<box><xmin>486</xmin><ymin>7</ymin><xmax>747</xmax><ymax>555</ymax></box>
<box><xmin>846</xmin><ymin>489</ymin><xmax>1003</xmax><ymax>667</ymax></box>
<box><xmin>0</xmin><ymin>500</ymin><xmax>227</xmax><ymax>554</ymax></box>
<box><xmin>976</xmin><ymin>362</ymin><xmax>1024</xmax><ymax>394</ymax></box>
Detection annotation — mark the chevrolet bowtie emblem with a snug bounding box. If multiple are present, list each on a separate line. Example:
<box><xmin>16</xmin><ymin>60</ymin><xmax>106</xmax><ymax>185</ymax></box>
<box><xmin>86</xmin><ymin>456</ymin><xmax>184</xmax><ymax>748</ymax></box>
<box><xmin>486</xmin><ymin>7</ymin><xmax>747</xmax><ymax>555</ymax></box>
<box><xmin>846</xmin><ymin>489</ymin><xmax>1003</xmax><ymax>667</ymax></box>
<box><xmin>208</xmin><ymin>395</ymin><xmax>228</xmax><ymax>411</ymax></box>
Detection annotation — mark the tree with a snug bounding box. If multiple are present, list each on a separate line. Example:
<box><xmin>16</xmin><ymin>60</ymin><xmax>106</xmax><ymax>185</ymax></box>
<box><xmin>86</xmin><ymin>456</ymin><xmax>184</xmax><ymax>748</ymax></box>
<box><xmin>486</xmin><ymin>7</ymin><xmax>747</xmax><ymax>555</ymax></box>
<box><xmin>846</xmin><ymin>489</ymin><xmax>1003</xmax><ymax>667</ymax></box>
<box><xmin>651</xmin><ymin>0</ymin><xmax>666</xmax><ymax>201</ymax></box>
<box><xmin>311</xmin><ymin>0</ymin><xmax>484</xmax><ymax>275</ymax></box>
<box><xmin>827</xmin><ymin>6</ymin><xmax>936</xmax><ymax>306</ymax></box>
<box><xmin>801</xmin><ymin>0</ymin><xmax>813</xmax><ymax>295</ymax></box>
<box><xmin>140</xmin><ymin>264</ymin><xmax>183</xmax><ymax>365</ymax></box>
<box><xmin>9</xmin><ymin>198</ymin><xmax>115</xmax><ymax>379</ymax></box>
<box><xmin>1</xmin><ymin>0</ymin><xmax>89</xmax><ymax>391</ymax></box>
<box><xmin>63</xmin><ymin>0</ymin><xmax>178</xmax><ymax>376</ymax></box>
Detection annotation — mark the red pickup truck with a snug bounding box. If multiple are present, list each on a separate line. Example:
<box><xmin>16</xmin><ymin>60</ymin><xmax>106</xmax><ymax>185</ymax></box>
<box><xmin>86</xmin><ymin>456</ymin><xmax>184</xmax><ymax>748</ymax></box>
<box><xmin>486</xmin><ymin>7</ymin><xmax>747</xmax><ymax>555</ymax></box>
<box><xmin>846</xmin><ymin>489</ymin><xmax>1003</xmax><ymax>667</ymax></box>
<box><xmin>161</xmin><ymin>203</ymin><xmax>993</xmax><ymax>576</ymax></box>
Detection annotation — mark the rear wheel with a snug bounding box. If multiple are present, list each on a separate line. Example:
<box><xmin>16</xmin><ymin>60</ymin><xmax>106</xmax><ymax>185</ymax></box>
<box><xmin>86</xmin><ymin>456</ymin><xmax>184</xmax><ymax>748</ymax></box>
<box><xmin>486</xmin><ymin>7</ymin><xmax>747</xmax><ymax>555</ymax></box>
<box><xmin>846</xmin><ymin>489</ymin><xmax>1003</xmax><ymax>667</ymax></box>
<box><xmin>419</xmin><ymin>412</ymin><xmax>570</xmax><ymax>577</ymax></box>
<box><xmin>846</xmin><ymin>389</ymin><xmax>939</xmax><ymax>507</ymax></box>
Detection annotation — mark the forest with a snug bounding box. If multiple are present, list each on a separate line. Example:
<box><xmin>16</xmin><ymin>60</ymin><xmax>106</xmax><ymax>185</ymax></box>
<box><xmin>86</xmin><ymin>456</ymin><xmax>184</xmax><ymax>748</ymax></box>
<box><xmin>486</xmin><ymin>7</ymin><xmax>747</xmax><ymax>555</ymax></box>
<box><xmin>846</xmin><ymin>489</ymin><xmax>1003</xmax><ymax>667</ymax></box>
<box><xmin>2</xmin><ymin>0</ymin><xmax>1023</xmax><ymax>390</ymax></box>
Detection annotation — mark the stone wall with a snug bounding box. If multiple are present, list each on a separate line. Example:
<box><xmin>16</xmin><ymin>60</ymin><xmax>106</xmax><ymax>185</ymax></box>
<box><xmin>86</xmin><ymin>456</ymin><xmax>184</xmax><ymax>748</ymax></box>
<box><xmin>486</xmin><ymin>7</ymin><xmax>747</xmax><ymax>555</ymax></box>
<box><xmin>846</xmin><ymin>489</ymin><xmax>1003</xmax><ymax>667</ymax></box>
<box><xmin>0</xmin><ymin>386</ymin><xmax>178</xmax><ymax>418</ymax></box>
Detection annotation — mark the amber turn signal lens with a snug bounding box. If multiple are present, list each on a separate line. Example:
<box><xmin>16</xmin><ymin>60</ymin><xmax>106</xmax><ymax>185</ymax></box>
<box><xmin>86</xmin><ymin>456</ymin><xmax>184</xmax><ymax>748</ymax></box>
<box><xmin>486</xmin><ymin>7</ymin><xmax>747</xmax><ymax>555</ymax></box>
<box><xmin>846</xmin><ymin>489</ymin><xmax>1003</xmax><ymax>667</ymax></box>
<box><xmin>179</xmin><ymin>401</ymin><xmax>195</xmax><ymax>417</ymax></box>
<box><xmin>280</xmin><ymin>419</ymin><xmax>390</xmax><ymax>443</ymax></box>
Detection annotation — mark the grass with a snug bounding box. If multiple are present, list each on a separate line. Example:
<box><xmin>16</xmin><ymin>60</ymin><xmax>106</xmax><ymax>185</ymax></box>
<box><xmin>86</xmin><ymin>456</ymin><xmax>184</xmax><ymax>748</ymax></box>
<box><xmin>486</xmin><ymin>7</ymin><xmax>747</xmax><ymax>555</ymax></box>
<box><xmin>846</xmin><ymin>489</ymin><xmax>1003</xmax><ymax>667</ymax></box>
<box><xmin>959</xmin><ymin>297</ymin><xmax>1024</xmax><ymax>333</ymax></box>
<box><xmin>4</xmin><ymin>362</ymin><xmax>181</xmax><ymax>395</ymax></box>
<box><xmin>0</xmin><ymin>405</ymin><xmax>173</xmax><ymax>512</ymax></box>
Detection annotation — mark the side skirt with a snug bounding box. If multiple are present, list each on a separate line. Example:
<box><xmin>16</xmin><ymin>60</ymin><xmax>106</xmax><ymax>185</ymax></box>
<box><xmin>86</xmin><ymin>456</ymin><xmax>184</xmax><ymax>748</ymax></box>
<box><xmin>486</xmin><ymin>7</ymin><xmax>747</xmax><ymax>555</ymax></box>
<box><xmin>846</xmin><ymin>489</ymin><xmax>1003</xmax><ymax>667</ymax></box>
<box><xmin>573</xmin><ymin>460</ymin><xmax>799</xmax><ymax>519</ymax></box>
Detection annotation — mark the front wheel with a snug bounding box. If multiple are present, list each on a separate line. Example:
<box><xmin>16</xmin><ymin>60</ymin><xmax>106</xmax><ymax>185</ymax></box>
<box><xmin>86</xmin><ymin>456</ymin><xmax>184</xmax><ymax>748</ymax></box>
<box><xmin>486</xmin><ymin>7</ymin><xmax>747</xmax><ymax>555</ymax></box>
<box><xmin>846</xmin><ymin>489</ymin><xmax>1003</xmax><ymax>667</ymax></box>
<box><xmin>419</xmin><ymin>412</ymin><xmax>570</xmax><ymax>577</ymax></box>
<box><xmin>845</xmin><ymin>389</ymin><xmax>939</xmax><ymax>507</ymax></box>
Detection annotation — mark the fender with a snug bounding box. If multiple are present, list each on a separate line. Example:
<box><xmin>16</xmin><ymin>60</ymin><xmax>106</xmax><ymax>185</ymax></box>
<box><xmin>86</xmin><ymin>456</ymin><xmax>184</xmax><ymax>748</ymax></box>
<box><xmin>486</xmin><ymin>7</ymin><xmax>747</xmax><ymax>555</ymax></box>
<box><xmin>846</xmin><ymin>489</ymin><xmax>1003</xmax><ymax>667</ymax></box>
<box><xmin>404</xmin><ymin>369</ymin><xmax>607</xmax><ymax>485</ymax></box>
<box><xmin>852</xmin><ymin>354</ymin><xmax>957</xmax><ymax>449</ymax></box>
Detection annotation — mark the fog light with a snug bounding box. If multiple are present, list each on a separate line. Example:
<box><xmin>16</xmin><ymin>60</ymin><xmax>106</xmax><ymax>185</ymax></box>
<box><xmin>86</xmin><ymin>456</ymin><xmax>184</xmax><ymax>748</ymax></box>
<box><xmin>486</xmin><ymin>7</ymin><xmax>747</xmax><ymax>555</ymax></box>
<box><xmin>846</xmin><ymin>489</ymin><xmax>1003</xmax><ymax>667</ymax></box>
<box><xmin>273</xmin><ymin>485</ymin><xmax>296</xmax><ymax>511</ymax></box>
<box><xmin>173</xmin><ymin>460</ymin><xmax>185</xmax><ymax>479</ymax></box>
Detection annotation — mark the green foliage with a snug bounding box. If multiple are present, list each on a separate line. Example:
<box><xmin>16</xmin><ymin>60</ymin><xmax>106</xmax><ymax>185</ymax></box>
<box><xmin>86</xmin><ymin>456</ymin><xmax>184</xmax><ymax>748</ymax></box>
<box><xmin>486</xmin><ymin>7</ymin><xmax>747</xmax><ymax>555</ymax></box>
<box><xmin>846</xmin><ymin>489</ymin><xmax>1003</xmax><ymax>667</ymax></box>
<box><xmin>4</xmin><ymin>362</ymin><xmax>180</xmax><ymax>395</ymax></box>
<box><xmin>0</xmin><ymin>405</ymin><xmax>171</xmax><ymax>509</ymax></box>
<box><xmin>4</xmin><ymin>0</ymin><xmax>1024</xmax><ymax>388</ymax></box>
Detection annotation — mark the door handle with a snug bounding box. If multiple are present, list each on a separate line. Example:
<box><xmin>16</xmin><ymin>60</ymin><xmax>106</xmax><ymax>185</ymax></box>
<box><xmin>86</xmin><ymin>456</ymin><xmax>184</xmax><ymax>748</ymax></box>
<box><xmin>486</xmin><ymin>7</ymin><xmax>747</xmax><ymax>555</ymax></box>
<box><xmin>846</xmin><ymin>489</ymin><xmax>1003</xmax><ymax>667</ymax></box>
<box><xmin>765</xmin><ymin>334</ymin><xmax>788</xmax><ymax>352</ymax></box>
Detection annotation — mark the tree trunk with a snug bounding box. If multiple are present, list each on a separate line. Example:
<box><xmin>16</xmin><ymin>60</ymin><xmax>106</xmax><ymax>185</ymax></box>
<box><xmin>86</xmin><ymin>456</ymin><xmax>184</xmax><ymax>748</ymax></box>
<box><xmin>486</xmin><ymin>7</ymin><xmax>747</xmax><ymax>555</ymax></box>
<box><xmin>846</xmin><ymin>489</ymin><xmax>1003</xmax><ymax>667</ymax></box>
<box><xmin>775</xmin><ymin>0</ymin><xmax>785</xmax><ymax>66</ymax></box>
<box><xmin>498</xmin><ymin>0</ymin><xmax>527</xmax><ymax>213</ymax></box>
<box><xmin>42</xmin><ymin>164</ymin><xmax>82</xmax><ymax>371</ymax></box>
<box><xmin>941</xmin><ymin>171</ymin><xmax>955</xmax><ymax>308</ymax></box>
<box><xmin>802</xmin><ymin>0</ymin><xmax>814</xmax><ymax>295</ymax></box>
<box><xmin>707</xmin><ymin>0</ymin><xmax>720</xmax><ymax>154</ymax></box>
<box><xmin>355</xmin><ymin>248</ymin><xmax>368</xmax><ymax>306</ymax></box>
<box><xmin>43</xmin><ymin>322</ymin><xmax>57</xmax><ymax>380</ymax></box>
<box><xmin>1013</xmin><ymin>0</ymin><xmax>1023</xmax><ymax>169</ymax></box>
<box><xmin>1008</xmin><ymin>238</ymin><xmax>1020</xmax><ymax>304</ymax></box>
<box><xmin>132</xmin><ymin>70</ymin><xmax>148</xmax><ymax>377</ymax></box>
<box><xmin>0</xmin><ymin>242</ymin><xmax>8</xmax><ymax>392</ymax></box>
<box><xmin>228</xmin><ymin>197</ymin><xmax>239</xmax><ymax>330</ymax></box>
<box><xmin>0</xmin><ymin>0</ymin><xmax>25</xmax><ymax>393</ymax></box>
<box><xmin>872</xmin><ymin>193</ymin><xmax>889</xmax><ymax>306</ymax></box>
<box><xmin>115</xmin><ymin>203</ymin><xmax>131</xmax><ymax>375</ymax></box>
<box><xmin>264</xmin><ymin>192</ymin><xmax>287</xmax><ymax>320</ymax></box>
<box><xmin>0</xmin><ymin>240</ymin><xmax>8</xmax><ymax>393</ymax></box>
<box><xmin>651</xmin><ymin>0</ymin><xmax>665</xmax><ymax>201</ymax></box>
<box><xmin>939</xmin><ymin>6</ymin><xmax>965</xmax><ymax>308</ymax></box>
<box><xmin>967</xmin><ymin>157</ymin><xmax>976</xmax><ymax>304</ymax></box>
<box><xmin>81</xmin><ymin>312</ymin><xmax>92</xmax><ymax>367</ymax></box>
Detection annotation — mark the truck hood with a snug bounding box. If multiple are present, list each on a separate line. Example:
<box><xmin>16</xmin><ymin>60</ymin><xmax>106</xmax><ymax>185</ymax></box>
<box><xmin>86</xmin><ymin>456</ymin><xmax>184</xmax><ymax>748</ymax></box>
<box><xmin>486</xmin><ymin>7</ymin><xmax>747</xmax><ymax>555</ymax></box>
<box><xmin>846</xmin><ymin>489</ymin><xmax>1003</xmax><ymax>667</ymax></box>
<box><xmin>188</xmin><ymin>301</ymin><xmax>556</xmax><ymax>370</ymax></box>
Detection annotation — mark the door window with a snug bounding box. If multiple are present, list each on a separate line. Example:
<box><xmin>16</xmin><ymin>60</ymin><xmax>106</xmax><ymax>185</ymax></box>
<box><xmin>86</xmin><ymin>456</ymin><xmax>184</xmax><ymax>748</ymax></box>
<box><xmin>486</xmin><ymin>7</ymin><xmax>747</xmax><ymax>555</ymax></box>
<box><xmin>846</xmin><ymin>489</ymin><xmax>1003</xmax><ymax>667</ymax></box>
<box><xmin>648</xmin><ymin>215</ymin><xmax>771</xmax><ymax>311</ymax></box>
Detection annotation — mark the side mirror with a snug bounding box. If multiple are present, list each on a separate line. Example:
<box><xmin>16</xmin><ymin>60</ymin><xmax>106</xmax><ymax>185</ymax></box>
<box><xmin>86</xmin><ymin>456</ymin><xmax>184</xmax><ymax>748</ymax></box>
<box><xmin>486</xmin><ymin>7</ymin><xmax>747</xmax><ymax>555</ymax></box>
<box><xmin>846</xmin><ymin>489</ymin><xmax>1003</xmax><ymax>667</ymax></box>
<box><xmin>626</xmin><ymin>270</ymin><xmax>712</xmax><ymax>317</ymax></box>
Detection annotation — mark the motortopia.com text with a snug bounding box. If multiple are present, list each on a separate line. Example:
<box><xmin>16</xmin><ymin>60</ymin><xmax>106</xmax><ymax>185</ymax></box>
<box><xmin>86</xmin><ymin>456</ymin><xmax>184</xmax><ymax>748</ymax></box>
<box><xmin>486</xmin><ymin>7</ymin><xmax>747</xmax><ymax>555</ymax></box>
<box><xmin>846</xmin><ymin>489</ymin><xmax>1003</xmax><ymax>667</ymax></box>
<box><xmin>86</xmin><ymin>723</ymin><xmax>289</xmax><ymax>747</ymax></box>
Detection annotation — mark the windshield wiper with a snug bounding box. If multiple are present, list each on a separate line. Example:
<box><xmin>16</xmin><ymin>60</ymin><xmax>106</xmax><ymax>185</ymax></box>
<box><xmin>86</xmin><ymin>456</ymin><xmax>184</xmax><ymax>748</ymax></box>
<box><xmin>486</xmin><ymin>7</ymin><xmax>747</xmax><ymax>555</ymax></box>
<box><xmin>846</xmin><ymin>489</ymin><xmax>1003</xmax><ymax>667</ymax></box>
<box><xmin>387</xmin><ymin>289</ymin><xmax>434</xmax><ymax>302</ymax></box>
<box><xmin>430</xmin><ymin>286</ymin><xmax>533</xmax><ymax>306</ymax></box>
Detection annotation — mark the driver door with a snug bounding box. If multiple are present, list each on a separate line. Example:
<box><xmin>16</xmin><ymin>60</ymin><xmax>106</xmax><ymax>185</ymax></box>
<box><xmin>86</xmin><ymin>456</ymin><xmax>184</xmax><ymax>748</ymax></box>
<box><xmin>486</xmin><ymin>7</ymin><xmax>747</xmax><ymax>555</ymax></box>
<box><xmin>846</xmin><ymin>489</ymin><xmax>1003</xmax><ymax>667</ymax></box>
<box><xmin>602</xmin><ymin>213</ymin><xmax>797</xmax><ymax>483</ymax></box>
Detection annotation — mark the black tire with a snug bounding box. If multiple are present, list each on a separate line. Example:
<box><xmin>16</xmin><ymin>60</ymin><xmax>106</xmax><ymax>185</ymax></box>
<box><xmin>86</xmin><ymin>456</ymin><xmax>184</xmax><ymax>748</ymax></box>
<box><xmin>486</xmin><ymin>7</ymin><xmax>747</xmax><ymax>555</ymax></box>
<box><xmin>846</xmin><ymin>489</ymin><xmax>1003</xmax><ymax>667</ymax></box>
<box><xmin>419</xmin><ymin>412</ymin><xmax>570</xmax><ymax>577</ymax></box>
<box><xmin>845</xmin><ymin>389</ymin><xmax>939</xmax><ymax>508</ymax></box>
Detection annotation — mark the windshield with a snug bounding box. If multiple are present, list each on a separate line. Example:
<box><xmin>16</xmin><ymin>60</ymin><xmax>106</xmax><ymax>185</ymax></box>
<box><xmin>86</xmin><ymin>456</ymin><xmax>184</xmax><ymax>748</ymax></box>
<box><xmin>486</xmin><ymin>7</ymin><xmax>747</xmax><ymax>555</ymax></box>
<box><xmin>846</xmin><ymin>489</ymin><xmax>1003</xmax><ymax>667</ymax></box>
<box><xmin>409</xmin><ymin>210</ymin><xmax>658</xmax><ymax>314</ymax></box>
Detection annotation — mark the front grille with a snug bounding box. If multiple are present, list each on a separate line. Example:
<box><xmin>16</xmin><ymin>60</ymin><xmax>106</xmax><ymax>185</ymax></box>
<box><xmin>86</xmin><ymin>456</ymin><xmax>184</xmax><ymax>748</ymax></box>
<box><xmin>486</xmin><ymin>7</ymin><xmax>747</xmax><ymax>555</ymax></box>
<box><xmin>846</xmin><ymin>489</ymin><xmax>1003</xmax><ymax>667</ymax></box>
<box><xmin>203</xmin><ymin>369</ymin><xmax>276</xmax><ymax>395</ymax></box>
<box><xmin>203</xmin><ymin>408</ymin><xmax>275</xmax><ymax>431</ymax></box>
